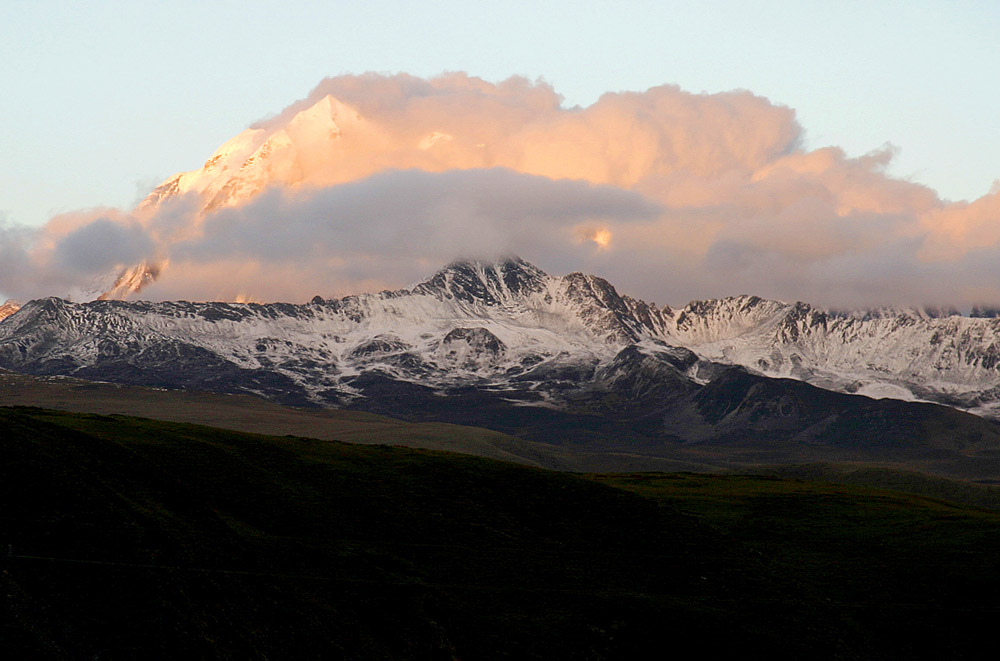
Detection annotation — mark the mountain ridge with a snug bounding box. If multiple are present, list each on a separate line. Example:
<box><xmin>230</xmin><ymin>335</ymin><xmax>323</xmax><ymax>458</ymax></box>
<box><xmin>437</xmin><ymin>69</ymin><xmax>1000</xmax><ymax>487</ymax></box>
<box><xmin>4</xmin><ymin>257</ymin><xmax>1000</xmax><ymax>471</ymax></box>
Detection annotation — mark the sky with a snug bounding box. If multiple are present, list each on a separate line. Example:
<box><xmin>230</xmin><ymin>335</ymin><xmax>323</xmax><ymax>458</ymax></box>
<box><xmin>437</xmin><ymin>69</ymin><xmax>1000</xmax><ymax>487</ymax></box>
<box><xmin>2</xmin><ymin>1</ymin><xmax>999</xmax><ymax>307</ymax></box>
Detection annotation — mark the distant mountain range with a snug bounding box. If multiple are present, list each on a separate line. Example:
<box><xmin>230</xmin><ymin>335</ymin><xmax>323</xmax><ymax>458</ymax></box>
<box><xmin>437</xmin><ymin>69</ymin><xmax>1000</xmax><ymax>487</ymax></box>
<box><xmin>4</xmin><ymin>256</ymin><xmax>1000</xmax><ymax>476</ymax></box>
<box><xmin>7</xmin><ymin>84</ymin><xmax>994</xmax><ymax>432</ymax></box>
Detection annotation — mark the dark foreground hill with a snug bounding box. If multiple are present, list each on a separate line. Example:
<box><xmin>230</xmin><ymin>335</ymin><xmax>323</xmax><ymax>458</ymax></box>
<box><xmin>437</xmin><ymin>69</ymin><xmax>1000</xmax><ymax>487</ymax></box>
<box><xmin>3</xmin><ymin>406</ymin><xmax>1000</xmax><ymax>659</ymax></box>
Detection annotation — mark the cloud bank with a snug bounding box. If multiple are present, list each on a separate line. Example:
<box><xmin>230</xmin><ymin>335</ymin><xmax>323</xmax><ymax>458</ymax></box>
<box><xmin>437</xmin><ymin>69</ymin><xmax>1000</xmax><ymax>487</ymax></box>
<box><xmin>3</xmin><ymin>72</ymin><xmax>1000</xmax><ymax>309</ymax></box>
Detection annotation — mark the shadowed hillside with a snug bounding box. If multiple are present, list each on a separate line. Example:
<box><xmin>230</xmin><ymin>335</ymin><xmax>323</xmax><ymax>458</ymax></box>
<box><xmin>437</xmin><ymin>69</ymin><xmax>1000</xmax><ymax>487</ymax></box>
<box><xmin>3</xmin><ymin>406</ymin><xmax>1000</xmax><ymax>658</ymax></box>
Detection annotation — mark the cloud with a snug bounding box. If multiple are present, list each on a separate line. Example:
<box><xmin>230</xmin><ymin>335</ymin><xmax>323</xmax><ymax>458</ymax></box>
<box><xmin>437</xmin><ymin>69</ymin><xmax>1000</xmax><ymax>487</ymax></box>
<box><xmin>144</xmin><ymin>168</ymin><xmax>659</xmax><ymax>301</ymax></box>
<box><xmin>0</xmin><ymin>223</ymin><xmax>35</xmax><ymax>298</ymax></box>
<box><xmin>239</xmin><ymin>73</ymin><xmax>802</xmax><ymax>195</ymax></box>
<box><xmin>2</xmin><ymin>72</ymin><xmax>1000</xmax><ymax>309</ymax></box>
<box><xmin>53</xmin><ymin>218</ymin><xmax>154</xmax><ymax>275</ymax></box>
<box><xmin>0</xmin><ymin>209</ymin><xmax>157</xmax><ymax>301</ymax></box>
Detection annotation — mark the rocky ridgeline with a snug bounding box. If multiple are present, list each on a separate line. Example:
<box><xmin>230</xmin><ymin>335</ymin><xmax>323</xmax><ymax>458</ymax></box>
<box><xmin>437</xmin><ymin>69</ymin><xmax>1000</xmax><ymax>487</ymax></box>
<box><xmin>3</xmin><ymin>257</ymin><xmax>1000</xmax><ymax>420</ymax></box>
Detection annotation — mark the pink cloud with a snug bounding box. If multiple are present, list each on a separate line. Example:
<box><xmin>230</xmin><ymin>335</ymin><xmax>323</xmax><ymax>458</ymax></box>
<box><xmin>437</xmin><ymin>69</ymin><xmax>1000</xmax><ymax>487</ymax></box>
<box><xmin>2</xmin><ymin>73</ymin><xmax>999</xmax><ymax>309</ymax></box>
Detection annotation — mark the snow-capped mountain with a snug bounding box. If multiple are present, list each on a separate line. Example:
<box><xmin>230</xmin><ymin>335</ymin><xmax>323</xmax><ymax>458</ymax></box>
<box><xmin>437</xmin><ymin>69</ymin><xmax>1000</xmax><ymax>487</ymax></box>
<box><xmin>140</xmin><ymin>95</ymin><xmax>371</xmax><ymax>216</ymax></box>
<box><xmin>4</xmin><ymin>257</ymin><xmax>1000</xmax><ymax>425</ymax></box>
<box><xmin>106</xmin><ymin>91</ymin><xmax>500</xmax><ymax>300</ymax></box>
<box><xmin>94</xmin><ymin>95</ymin><xmax>377</xmax><ymax>299</ymax></box>
<box><xmin>667</xmin><ymin>296</ymin><xmax>1000</xmax><ymax>417</ymax></box>
<box><xmin>0</xmin><ymin>258</ymin><xmax>679</xmax><ymax>407</ymax></box>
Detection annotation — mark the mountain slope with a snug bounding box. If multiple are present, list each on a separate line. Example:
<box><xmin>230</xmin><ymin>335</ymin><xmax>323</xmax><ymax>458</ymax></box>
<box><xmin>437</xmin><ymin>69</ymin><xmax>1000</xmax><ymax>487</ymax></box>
<box><xmin>0</xmin><ymin>407</ymin><xmax>822</xmax><ymax>659</ymax></box>
<box><xmin>668</xmin><ymin>295</ymin><xmax>1000</xmax><ymax>417</ymax></box>
<box><xmin>138</xmin><ymin>95</ymin><xmax>371</xmax><ymax>216</ymax></box>
<box><xmin>0</xmin><ymin>369</ymin><xmax>713</xmax><ymax>473</ymax></box>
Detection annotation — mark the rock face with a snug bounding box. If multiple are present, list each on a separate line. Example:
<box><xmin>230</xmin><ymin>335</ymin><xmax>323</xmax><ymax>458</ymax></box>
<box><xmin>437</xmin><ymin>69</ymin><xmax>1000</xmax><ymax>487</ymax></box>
<box><xmin>3</xmin><ymin>257</ymin><xmax>1000</xmax><ymax>453</ymax></box>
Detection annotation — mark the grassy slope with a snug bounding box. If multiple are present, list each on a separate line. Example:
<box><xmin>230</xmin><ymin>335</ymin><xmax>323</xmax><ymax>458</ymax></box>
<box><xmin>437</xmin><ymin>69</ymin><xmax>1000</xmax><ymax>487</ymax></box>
<box><xmin>0</xmin><ymin>407</ymin><xmax>807</xmax><ymax>659</ymax></box>
<box><xmin>7</xmin><ymin>370</ymin><xmax>1000</xmax><ymax>509</ymax></box>
<box><xmin>0</xmin><ymin>370</ymin><xmax>718</xmax><ymax>473</ymax></box>
<box><xmin>592</xmin><ymin>472</ymin><xmax>1000</xmax><ymax>660</ymax></box>
<box><xmin>3</xmin><ymin>406</ymin><xmax>1000</xmax><ymax>658</ymax></box>
<box><xmin>738</xmin><ymin>462</ymin><xmax>1000</xmax><ymax>509</ymax></box>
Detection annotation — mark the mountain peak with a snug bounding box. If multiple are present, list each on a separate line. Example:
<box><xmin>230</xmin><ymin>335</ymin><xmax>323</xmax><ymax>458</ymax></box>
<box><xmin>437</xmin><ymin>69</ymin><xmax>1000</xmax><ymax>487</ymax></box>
<box><xmin>287</xmin><ymin>94</ymin><xmax>363</xmax><ymax>135</ymax></box>
<box><xmin>440</xmin><ymin>255</ymin><xmax>540</xmax><ymax>273</ymax></box>
<box><xmin>412</xmin><ymin>256</ymin><xmax>548</xmax><ymax>305</ymax></box>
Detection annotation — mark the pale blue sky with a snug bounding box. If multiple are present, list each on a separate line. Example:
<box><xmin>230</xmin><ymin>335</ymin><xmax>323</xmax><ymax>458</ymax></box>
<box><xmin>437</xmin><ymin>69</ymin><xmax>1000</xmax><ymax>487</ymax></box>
<box><xmin>2</xmin><ymin>0</ymin><xmax>998</xmax><ymax>228</ymax></box>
